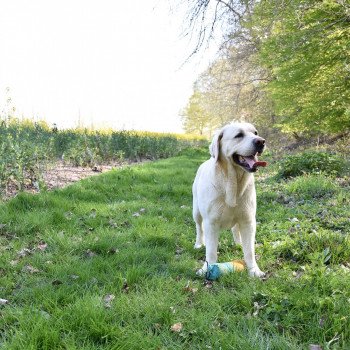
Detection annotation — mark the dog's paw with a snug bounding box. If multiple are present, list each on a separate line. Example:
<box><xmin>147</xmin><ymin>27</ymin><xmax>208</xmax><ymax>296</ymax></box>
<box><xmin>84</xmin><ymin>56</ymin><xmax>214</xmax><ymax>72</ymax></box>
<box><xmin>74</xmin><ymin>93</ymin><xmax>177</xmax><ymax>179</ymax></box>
<box><xmin>248</xmin><ymin>266</ymin><xmax>265</xmax><ymax>278</ymax></box>
<box><xmin>196</xmin><ymin>262</ymin><xmax>208</xmax><ymax>276</ymax></box>
<box><xmin>194</xmin><ymin>242</ymin><xmax>204</xmax><ymax>249</ymax></box>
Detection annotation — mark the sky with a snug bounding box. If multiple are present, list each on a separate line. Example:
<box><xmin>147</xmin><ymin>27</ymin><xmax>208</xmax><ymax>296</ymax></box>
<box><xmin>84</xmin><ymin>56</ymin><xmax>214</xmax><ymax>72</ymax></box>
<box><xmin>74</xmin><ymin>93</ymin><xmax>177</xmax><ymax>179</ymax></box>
<box><xmin>0</xmin><ymin>0</ymin><xmax>219</xmax><ymax>133</ymax></box>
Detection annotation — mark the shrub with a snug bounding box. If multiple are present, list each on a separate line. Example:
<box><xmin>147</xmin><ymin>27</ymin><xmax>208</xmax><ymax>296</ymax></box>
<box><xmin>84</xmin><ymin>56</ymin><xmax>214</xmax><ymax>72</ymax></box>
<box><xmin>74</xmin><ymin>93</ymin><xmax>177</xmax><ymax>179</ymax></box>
<box><xmin>277</xmin><ymin>151</ymin><xmax>346</xmax><ymax>178</ymax></box>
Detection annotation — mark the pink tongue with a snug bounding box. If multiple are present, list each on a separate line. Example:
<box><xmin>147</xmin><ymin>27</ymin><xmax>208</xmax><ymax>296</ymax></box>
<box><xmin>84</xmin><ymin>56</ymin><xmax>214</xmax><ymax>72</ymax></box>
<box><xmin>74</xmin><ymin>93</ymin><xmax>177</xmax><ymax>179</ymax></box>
<box><xmin>255</xmin><ymin>161</ymin><xmax>267</xmax><ymax>168</ymax></box>
<box><xmin>244</xmin><ymin>156</ymin><xmax>267</xmax><ymax>168</ymax></box>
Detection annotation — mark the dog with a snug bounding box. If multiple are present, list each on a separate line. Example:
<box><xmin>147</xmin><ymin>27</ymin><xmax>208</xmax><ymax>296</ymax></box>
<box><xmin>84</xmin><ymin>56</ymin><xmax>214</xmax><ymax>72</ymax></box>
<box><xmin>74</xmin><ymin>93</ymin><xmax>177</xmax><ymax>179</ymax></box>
<box><xmin>192</xmin><ymin>122</ymin><xmax>267</xmax><ymax>277</ymax></box>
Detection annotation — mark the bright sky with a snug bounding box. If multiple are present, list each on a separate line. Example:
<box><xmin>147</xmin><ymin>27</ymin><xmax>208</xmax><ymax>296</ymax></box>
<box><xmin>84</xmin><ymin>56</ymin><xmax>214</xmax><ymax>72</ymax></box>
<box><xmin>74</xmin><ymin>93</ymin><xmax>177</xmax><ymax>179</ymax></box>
<box><xmin>0</xmin><ymin>0</ymin><xmax>218</xmax><ymax>133</ymax></box>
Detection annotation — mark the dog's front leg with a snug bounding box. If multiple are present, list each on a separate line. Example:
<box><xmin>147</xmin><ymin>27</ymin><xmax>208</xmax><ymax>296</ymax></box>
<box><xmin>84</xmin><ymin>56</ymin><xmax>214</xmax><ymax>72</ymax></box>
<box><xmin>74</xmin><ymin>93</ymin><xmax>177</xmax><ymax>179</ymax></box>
<box><xmin>203</xmin><ymin>221</ymin><xmax>220</xmax><ymax>264</ymax></box>
<box><xmin>239</xmin><ymin>221</ymin><xmax>265</xmax><ymax>277</ymax></box>
<box><xmin>196</xmin><ymin>221</ymin><xmax>220</xmax><ymax>276</ymax></box>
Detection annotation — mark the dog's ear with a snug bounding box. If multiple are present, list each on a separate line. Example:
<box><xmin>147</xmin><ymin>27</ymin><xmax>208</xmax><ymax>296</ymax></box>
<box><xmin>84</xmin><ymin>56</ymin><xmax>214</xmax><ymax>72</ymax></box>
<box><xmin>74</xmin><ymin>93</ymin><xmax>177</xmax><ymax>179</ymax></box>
<box><xmin>209</xmin><ymin>130</ymin><xmax>223</xmax><ymax>162</ymax></box>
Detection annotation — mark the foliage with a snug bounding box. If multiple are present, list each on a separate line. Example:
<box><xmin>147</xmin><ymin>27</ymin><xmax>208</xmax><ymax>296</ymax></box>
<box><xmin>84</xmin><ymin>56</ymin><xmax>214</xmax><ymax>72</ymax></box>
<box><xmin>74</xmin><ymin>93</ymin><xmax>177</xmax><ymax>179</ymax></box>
<box><xmin>0</xmin><ymin>148</ymin><xmax>350</xmax><ymax>348</ymax></box>
<box><xmin>255</xmin><ymin>0</ymin><xmax>350</xmax><ymax>135</ymax></box>
<box><xmin>181</xmin><ymin>91</ymin><xmax>213</xmax><ymax>136</ymax></box>
<box><xmin>182</xmin><ymin>46</ymin><xmax>274</xmax><ymax>136</ymax></box>
<box><xmin>182</xmin><ymin>0</ymin><xmax>350</xmax><ymax>136</ymax></box>
<box><xmin>0</xmin><ymin>119</ymin><xmax>53</xmax><ymax>195</ymax></box>
<box><xmin>277</xmin><ymin>150</ymin><xmax>346</xmax><ymax>178</ymax></box>
<box><xmin>0</xmin><ymin>118</ymin><xmax>206</xmax><ymax>196</ymax></box>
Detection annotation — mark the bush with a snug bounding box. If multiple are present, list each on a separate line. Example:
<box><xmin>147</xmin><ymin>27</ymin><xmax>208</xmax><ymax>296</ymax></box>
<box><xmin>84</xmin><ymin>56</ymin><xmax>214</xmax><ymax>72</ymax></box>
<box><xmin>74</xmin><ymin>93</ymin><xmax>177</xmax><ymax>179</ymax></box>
<box><xmin>277</xmin><ymin>151</ymin><xmax>346</xmax><ymax>178</ymax></box>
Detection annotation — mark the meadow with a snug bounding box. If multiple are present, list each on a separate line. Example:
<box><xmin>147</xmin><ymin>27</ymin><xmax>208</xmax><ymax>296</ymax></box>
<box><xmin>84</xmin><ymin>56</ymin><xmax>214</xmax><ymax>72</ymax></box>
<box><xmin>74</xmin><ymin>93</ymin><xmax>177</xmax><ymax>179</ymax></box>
<box><xmin>0</xmin><ymin>143</ymin><xmax>349</xmax><ymax>349</ymax></box>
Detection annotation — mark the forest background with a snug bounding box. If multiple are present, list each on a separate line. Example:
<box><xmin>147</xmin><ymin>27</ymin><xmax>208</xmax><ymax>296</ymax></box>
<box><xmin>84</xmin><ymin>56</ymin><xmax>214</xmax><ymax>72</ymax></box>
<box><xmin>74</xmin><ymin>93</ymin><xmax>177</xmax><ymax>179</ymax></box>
<box><xmin>180</xmin><ymin>0</ymin><xmax>350</xmax><ymax>141</ymax></box>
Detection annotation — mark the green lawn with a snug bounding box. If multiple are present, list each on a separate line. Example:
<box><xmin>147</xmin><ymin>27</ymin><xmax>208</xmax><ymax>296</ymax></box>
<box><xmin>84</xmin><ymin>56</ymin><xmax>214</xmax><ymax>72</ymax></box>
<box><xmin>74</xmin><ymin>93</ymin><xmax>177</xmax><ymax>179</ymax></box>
<box><xmin>0</xmin><ymin>148</ymin><xmax>349</xmax><ymax>349</ymax></box>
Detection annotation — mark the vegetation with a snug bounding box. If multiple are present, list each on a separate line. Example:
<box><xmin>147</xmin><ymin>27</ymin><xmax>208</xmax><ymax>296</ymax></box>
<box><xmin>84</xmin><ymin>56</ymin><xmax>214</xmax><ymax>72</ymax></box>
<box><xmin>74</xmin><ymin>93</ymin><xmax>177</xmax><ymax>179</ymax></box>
<box><xmin>256</xmin><ymin>0</ymin><xmax>350</xmax><ymax>134</ymax></box>
<box><xmin>0</xmin><ymin>117</ymin><xmax>206</xmax><ymax>197</ymax></box>
<box><xmin>181</xmin><ymin>0</ymin><xmax>350</xmax><ymax>138</ymax></box>
<box><xmin>180</xmin><ymin>91</ymin><xmax>213</xmax><ymax>136</ymax></box>
<box><xmin>0</xmin><ymin>2</ymin><xmax>349</xmax><ymax>347</ymax></box>
<box><xmin>1</xmin><ymin>148</ymin><xmax>350</xmax><ymax>349</ymax></box>
<box><xmin>277</xmin><ymin>151</ymin><xmax>347</xmax><ymax>179</ymax></box>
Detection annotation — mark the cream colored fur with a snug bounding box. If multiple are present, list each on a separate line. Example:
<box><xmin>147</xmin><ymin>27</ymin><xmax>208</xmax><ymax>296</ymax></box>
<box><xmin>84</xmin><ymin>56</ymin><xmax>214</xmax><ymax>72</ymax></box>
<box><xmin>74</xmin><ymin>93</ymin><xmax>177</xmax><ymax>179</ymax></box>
<box><xmin>192</xmin><ymin>122</ymin><xmax>265</xmax><ymax>277</ymax></box>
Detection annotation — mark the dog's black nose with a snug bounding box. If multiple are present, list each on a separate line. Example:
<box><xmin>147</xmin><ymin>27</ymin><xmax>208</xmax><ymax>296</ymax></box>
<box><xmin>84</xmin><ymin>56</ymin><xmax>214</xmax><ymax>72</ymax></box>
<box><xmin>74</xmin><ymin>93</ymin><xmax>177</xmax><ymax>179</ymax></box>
<box><xmin>254</xmin><ymin>138</ymin><xmax>265</xmax><ymax>150</ymax></box>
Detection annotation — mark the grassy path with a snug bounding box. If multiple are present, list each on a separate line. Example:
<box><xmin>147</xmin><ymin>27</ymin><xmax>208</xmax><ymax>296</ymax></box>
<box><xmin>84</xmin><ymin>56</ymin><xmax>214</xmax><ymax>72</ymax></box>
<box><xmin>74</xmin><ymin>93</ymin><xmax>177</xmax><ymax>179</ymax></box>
<box><xmin>1</xmin><ymin>149</ymin><xmax>349</xmax><ymax>349</ymax></box>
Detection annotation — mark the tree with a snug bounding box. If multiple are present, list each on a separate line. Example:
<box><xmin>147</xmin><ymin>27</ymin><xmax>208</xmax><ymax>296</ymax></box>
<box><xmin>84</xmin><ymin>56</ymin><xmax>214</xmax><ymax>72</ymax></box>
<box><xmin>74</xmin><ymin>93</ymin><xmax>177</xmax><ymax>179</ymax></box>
<box><xmin>181</xmin><ymin>90</ymin><xmax>214</xmax><ymax>135</ymax></box>
<box><xmin>182</xmin><ymin>0</ymin><xmax>256</xmax><ymax>56</ymax></box>
<box><xmin>182</xmin><ymin>45</ymin><xmax>274</xmax><ymax>134</ymax></box>
<box><xmin>254</xmin><ymin>0</ymin><xmax>350</xmax><ymax>135</ymax></box>
<box><xmin>181</xmin><ymin>0</ymin><xmax>350</xmax><ymax>137</ymax></box>
<box><xmin>180</xmin><ymin>0</ymin><xmax>275</xmax><ymax>133</ymax></box>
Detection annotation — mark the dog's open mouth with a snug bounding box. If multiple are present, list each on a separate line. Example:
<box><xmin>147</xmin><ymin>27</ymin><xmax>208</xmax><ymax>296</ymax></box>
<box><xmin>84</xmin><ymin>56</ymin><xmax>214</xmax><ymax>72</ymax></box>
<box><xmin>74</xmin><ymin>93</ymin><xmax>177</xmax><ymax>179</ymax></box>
<box><xmin>232</xmin><ymin>153</ymin><xmax>267</xmax><ymax>172</ymax></box>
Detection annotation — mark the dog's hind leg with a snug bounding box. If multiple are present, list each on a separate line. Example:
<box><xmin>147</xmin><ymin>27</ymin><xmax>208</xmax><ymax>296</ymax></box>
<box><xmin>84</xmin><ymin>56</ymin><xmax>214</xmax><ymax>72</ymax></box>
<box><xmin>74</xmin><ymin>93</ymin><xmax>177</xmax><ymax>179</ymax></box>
<box><xmin>231</xmin><ymin>224</ymin><xmax>242</xmax><ymax>246</ymax></box>
<box><xmin>193</xmin><ymin>208</ymin><xmax>204</xmax><ymax>249</ymax></box>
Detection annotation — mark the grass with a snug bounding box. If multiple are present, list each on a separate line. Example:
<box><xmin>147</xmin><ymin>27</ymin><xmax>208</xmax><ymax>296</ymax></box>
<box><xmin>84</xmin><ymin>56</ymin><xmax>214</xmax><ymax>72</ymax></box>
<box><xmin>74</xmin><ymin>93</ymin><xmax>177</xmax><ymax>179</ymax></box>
<box><xmin>0</xmin><ymin>148</ymin><xmax>350</xmax><ymax>349</ymax></box>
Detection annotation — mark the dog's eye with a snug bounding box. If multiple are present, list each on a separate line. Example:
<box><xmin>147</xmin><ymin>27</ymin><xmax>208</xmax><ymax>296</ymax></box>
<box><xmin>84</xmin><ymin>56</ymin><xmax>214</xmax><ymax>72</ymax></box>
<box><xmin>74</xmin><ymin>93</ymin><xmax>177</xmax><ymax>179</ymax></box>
<box><xmin>254</xmin><ymin>131</ymin><xmax>258</xmax><ymax>135</ymax></box>
<box><xmin>235</xmin><ymin>132</ymin><xmax>244</xmax><ymax>138</ymax></box>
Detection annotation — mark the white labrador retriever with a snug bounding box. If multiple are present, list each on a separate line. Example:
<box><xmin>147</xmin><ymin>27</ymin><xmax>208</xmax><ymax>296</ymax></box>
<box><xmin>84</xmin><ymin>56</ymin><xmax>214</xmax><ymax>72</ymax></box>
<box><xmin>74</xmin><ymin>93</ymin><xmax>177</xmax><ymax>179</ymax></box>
<box><xmin>192</xmin><ymin>122</ymin><xmax>267</xmax><ymax>277</ymax></box>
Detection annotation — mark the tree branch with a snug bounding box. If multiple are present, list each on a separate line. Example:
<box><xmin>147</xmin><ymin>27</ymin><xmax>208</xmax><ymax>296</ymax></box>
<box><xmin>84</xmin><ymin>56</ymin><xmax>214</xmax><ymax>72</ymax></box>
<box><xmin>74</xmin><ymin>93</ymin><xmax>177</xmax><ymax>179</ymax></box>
<box><xmin>215</xmin><ymin>0</ymin><xmax>242</xmax><ymax>19</ymax></box>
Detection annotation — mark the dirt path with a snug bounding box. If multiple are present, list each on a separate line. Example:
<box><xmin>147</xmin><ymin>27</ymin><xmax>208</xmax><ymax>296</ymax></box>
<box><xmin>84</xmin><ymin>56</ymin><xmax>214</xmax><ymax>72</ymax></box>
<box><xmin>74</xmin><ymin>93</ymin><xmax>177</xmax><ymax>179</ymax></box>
<box><xmin>42</xmin><ymin>163</ymin><xmax>116</xmax><ymax>190</ymax></box>
<box><xmin>4</xmin><ymin>160</ymin><xmax>146</xmax><ymax>200</ymax></box>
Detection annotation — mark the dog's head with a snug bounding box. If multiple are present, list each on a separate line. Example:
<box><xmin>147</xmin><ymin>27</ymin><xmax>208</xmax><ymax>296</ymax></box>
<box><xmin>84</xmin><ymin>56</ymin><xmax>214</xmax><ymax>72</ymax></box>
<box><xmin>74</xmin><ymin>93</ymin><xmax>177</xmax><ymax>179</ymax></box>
<box><xmin>209</xmin><ymin>122</ymin><xmax>267</xmax><ymax>173</ymax></box>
